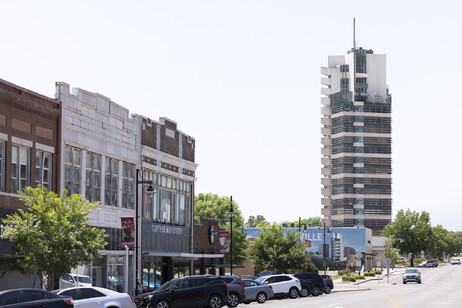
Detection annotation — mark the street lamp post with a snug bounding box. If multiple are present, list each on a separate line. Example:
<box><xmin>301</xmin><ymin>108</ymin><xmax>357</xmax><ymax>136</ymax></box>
<box><xmin>229</xmin><ymin>196</ymin><xmax>234</xmax><ymax>276</ymax></box>
<box><xmin>323</xmin><ymin>223</ymin><xmax>331</xmax><ymax>274</ymax></box>
<box><xmin>135</xmin><ymin>169</ymin><xmax>153</xmax><ymax>295</ymax></box>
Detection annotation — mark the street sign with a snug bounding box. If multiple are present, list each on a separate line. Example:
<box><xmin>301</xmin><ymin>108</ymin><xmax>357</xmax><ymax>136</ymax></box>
<box><xmin>385</xmin><ymin>257</ymin><xmax>391</xmax><ymax>267</ymax></box>
<box><xmin>355</xmin><ymin>252</ymin><xmax>362</xmax><ymax>260</ymax></box>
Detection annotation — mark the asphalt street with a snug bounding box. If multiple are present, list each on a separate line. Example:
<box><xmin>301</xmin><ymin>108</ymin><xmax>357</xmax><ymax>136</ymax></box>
<box><xmin>242</xmin><ymin>264</ymin><xmax>462</xmax><ymax>307</ymax></box>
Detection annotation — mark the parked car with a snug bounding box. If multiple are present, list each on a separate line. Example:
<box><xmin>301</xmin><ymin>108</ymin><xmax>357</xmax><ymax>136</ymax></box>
<box><xmin>320</xmin><ymin>274</ymin><xmax>334</xmax><ymax>290</ymax></box>
<box><xmin>242</xmin><ymin>279</ymin><xmax>274</xmax><ymax>304</ymax></box>
<box><xmin>293</xmin><ymin>272</ymin><xmax>326</xmax><ymax>296</ymax></box>
<box><xmin>254</xmin><ymin>274</ymin><xmax>300</xmax><ymax>299</ymax></box>
<box><xmin>0</xmin><ymin>288</ymin><xmax>74</xmax><ymax>308</ymax></box>
<box><xmin>59</xmin><ymin>274</ymin><xmax>92</xmax><ymax>289</ymax></box>
<box><xmin>255</xmin><ymin>271</ymin><xmax>274</xmax><ymax>278</ymax></box>
<box><xmin>403</xmin><ymin>268</ymin><xmax>421</xmax><ymax>284</ymax></box>
<box><xmin>134</xmin><ymin>275</ymin><xmax>228</xmax><ymax>308</ymax></box>
<box><xmin>219</xmin><ymin>276</ymin><xmax>245</xmax><ymax>307</ymax></box>
<box><xmin>54</xmin><ymin>286</ymin><xmax>135</xmax><ymax>308</ymax></box>
<box><xmin>419</xmin><ymin>260</ymin><xmax>438</xmax><ymax>268</ymax></box>
<box><xmin>451</xmin><ymin>258</ymin><xmax>461</xmax><ymax>265</ymax></box>
<box><xmin>298</xmin><ymin>279</ymin><xmax>314</xmax><ymax>297</ymax></box>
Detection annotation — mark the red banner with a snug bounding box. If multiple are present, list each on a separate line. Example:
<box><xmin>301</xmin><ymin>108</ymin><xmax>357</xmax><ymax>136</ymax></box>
<box><xmin>219</xmin><ymin>230</ymin><xmax>229</xmax><ymax>254</ymax></box>
<box><xmin>121</xmin><ymin>217</ymin><xmax>135</xmax><ymax>248</ymax></box>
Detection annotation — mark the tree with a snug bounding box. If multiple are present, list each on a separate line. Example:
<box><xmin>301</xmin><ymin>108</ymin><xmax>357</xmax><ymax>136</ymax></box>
<box><xmin>246</xmin><ymin>215</ymin><xmax>268</xmax><ymax>228</ymax></box>
<box><xmin>194</xmin><ymin>193</ymin><xmax>247</xmax><ymax>265</ymax></box>
<box><xmin>247</xmin><ymin>225</ymin><xmax>309</xmax><ymax>273</ymax></box>
<box><xmin>0</xmin><ymin>186</ymin><xmax>107</xmax><ymax>290</ymax></box>
<box><xmin>430</xmin><ymin>225</ymin><xmax>460</xmax><ymax>259</ymax></box>
<box><xmin>384</xmin><ymin>237</ymin><xmax>400</xmax><ymax>266</ymax></box>
<box><xmin>382</xmin><ymin>209</ymin><xmax>432</xmax><ymax>267</ymax></box>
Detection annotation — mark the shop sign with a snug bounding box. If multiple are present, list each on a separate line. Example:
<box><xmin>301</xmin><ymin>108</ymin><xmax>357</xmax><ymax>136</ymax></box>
<box><xmin>121</xmin><ymin>217</ymin><xmax>135</xmax><ymax>248</ymax></box>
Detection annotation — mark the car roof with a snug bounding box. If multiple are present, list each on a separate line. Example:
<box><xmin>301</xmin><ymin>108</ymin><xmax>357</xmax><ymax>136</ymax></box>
<box><xmin>56</xmin><ymin>286</ymin><xmax>117</xmax><ymax>295</ymax></box>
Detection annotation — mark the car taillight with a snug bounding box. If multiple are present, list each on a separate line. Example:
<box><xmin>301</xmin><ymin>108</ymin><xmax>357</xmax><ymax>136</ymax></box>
<box><xmin>269</xmin><ymin>285</ymin><xmax>272</xmax><ymax>289</ymax></box>
<box><xmin>224</xmin><ymin>282</ymin><xmax>228</xmax><ymax>288</ymax></box>
<box><xmin>237</xmin><ymin>280</ymin><xmax>244</xmax><ymax>285</ymax></box>
<box><xmin>64</xmin><ymin>298</ymin><xmax>73</xmax><ymax>304</ymax></box>
<box><xmin>127</xmin><ymin>292</ymin><xmax>134</xmax><ymax>303</ymax></box>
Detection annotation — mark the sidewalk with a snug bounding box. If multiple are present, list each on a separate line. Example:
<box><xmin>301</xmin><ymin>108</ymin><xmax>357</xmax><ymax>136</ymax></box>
<box><xmin>330</xmin><ymin>269</ymin><xmax>397</xmax><ymax>293</ymax></box>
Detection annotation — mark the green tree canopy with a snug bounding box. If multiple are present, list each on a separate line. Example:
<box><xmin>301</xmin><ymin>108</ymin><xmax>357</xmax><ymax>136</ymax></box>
<box><xmin>382</xmin><ymin>209</ymin><xmax>432</xmax><ymax>267</ymax></box>
<box><xmin>194</xmin><ymin>193</ymin><xmax>246</xmax><ymax>265</ymax></box>
<box><xmin>247</xmin><ymin>225</ymin><xmax>310</xmax><ymax>273</ymax></box>
<box><xmin>430</xmin><ymin>225</ymin><xmax>460</xmax><ymax>259</ymax></box>
<box><xmin>0</xmin><ymin>186</ymin><xmax>107</xmax><ymax>290</ymax></box>
<box><xmin>246</xmin><ymin>215</ymin><xmax>267</xmax><ymax>228</ymax></box>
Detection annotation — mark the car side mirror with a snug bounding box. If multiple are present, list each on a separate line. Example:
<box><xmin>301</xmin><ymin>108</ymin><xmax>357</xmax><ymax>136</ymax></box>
<box><xmin>170</xmin><ymin>286</ymin><xmax>178</xmax><ymax>292</ymax></box>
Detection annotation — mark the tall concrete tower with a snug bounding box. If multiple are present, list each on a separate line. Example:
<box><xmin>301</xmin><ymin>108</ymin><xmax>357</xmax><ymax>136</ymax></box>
<box><xmin>320</xmin><ymin>42</ymin><xmax>392</xmax><ymax>236</ymax></box>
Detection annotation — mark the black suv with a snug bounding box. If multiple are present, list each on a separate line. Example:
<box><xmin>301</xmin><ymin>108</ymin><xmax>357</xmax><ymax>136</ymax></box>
<box><xmin>134</xmin><ymin>275</ymin><xmax>228</xmax><ymax>308</ymax></box>
<box><xmin>0</xmin><ymin>288</ymin><xmax>74</xmax><ymax>307</ymax></box>
<box><xmin>293</xmin><ymin>273</ymin><xmax>326</xmax><ymax>296</ymax></box>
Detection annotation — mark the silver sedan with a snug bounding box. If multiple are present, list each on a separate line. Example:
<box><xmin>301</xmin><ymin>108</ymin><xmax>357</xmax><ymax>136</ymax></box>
<box><xmin>242</xmin><ymin>279</ymin><xmax>274</xmax><ymax>304</ymax></box>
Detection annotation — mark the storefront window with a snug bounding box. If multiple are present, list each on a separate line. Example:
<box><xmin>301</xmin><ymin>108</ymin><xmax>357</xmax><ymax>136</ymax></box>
<box><xmin>160</xmin><ymin>190</ymin><xmax>172</xmax><ymax>223</ymax></box>
<box><xmin>173</xmin><ymin>262</ymin><xmax>190</xmax><ymax>278</ymax></box>
<box><xmin>143</xmin><ymin>260</ymin><xmax>162</xmax><ymax>291</ymax></box>
<box><xmin>107</xmin><ymin>255</ymin><xmax>124</xmax><ymax>292</ymax></box>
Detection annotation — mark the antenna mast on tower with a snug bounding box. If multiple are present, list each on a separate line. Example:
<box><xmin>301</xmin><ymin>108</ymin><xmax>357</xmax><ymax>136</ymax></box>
<box><xmin>353</xmin><ymin>18</ymin><xmax>356</xmax><ymax>50</ymax></box>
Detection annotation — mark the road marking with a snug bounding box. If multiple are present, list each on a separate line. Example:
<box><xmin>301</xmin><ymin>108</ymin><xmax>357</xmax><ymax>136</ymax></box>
<box><xmin>450</xmin><ymin>269</ymin><xmax>458</xmax><ymax>283</ymax></box>
<box><xmin>380</xmin><ymin>289</ymin><xmax>407</xmax><ymax>308</ymax></box>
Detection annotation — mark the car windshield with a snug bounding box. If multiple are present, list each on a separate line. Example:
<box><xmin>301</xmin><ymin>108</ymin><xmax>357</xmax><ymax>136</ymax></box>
<box><xmin>76</xmin><ymin>276</ymin><xmax>91</xmax><ymax>284</ymax></box>
<box><xmin>158</xmin><ymin>279</ymin><xmax>179</xmax><ymax>291</ymax></box>
<box><xmin>405</xmin><ymin>269</ymin><xmax>418</xmax><ymax>273</ymax></box>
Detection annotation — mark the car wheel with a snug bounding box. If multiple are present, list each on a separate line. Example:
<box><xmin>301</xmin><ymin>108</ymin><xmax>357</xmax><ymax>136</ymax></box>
<box><xmin>148</xmin><ymin>300</ymin><xmax>170</xmax><ymax>308</ymax></box>
<box><xmin>289</xmin><ymin>287</ymin><xmax>299</xmax><ymax>299</ymax></box>
<box><xmin>324</xmin><ymin>286</ymin><xmax>331</xmax><ymax>294</ymax></box>
<box><xmin>299</xmin><ymin>287</ymin><xmax>309</xmax><ymax>297</ymax></box>
<box><xmin>208</xmin><ymin>295</ymin><xmax>223</xmax><ymax>308</ymax></box>
<box><xmin>418</xmin><ymin>280</ymin><xmax>422</xmax><ymax>284</ymax></box>
<box><xmin>312</xmin><ymin>286</ymin><xmax>321</xmax><ymax>296</ymax></box>
<box><xmin>227</xmin><ymin>293</ymin><xmax>239</xmax><ymax>307</ymax></box>
<box><xmin>256</xmin><ymin>292</ymin><xmax>267</xmax><ymax>304</ymax></box>
<box><xmin>403</xmin><ymin>281</ymin><xmax>407</xmax><ymax>284</ymax></box>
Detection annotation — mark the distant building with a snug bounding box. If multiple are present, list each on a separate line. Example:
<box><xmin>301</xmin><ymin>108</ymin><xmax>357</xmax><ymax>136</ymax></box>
<box><xmin>331</xmin><ymin>233</ymin><xmax>343</xmax><ymax>262</ymax></box>
<box><xmin>344</xmin><ymin>246</ymin><xmax>356</xmax><ymax>258</ymax></box>
<box><xmin>0</xmin><ymin>79</ymin><xmax>61</xmax><ymax>290</ymax></box>
<box><xmin>321</xmin><ymin>45</ymin><xmax>392</xmax><ymax>236</ymax></box>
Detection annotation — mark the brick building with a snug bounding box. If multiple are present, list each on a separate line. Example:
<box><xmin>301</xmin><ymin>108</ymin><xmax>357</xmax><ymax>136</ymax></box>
<box><xmin>0</xmin><ymin>79</ymin><xmax>61</xmax><ymax>290</ymax></box>
<box><xmin>193</xmin><ymin>217</ymin><xmax>225</xmax><ymax>275</ymax></box>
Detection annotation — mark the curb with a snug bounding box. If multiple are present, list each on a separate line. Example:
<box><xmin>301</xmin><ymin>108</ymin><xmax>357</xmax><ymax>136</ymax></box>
<box><xmin>331</xmin><ymin>288</ymin><xmax>371</xmax><ymax>293</ymax></box>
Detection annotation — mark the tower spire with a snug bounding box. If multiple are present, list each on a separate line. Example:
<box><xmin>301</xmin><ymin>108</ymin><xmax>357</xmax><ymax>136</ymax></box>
<box><xmin>353</xmin><ymin>18</ymin><xmax>356</xmax><ymax>50</ymax></box>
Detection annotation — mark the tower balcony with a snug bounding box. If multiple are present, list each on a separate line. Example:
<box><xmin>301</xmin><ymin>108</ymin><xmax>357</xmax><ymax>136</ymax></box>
<box><xmin>321</xmin><ymin>127</ymin><xmax>330</xmax><ymax>135</ymax></box>
<box><xmin>321</xmin><ymin>157</ymin><xmax>330</xmax><ymax>166</ymax></box>
<box><xmin>321</xmin><ymin>97</ymin><xmax>330</xmax><ymax>106</ymax></box>
<box><xmin>321</xmin><ymin>106</ymin><xmax>331</xmax><ymax>115</ymax></box>
<box><xmin>321</xmin><ymin>198</ymin><xmax>330</xmax><ymax>206</ymax></box>
<box><xmin>321</xmin><ymin>167</ymin><xmax>331</xmax><ymax>176</ymax></box>
<box><xmin>321</xmin><ymin>67</ymin><xmax>332</xmax><ymax>76</ymax></box>
<box><xmin>321</xmin><ymin>87</ymin><xmax>332</xmax><ymax>96</ymax></box>
<box><xmin>321</xmin><ymin>207</ymin><xmax>330</xmax><ymax>216</ymax></box>
<box><xmin>321</xmin><ymin>78</ymin><xmax>331</xmax><ymax>86</ymax></box>
<box><xmin>321</xmin><ymin>137</ymin><xmax>330</xmax><ymax>146</ymax></box>
<box><xmin>321</xmin><ymin>147</ymin><xmax>330</xmax><ymax>155</ymax></box>
<box><xmin>321</xmin><ymin>177</ymin><xmax>331</xmax><ymax>186</ymax></box>
<box><xmin>321</xmin><ymin>117</ymin><xmax>331</xmax><ymax>125</ymax></box>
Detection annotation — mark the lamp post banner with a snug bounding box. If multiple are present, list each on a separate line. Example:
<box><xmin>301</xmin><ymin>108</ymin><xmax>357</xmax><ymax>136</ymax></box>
<box><xmin>121</xmin><ymin>217</ymin><xmax>135</xmax><ymax>248</ymax></box>
<box><xmin>219</xmin><ymin>230</ymin><xmax>230</xmax><ymax>254</ymax></box>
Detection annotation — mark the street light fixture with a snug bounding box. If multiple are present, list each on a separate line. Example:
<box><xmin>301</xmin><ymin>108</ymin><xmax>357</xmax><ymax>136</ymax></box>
<box><xmin>229</xmin><ymin>196</ymin><xmax>234</xmax><ymax>276</ymax></box>
<box><xmin>135</xmin><ymin>168</ymin><xmax>153</xmax><ymax>295</ymax></box>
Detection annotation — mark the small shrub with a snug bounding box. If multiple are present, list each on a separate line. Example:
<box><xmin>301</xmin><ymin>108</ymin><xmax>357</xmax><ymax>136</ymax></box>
<box><xmin>342</xmin><ymin>275</ymin><xmax>349</xmax><ymax>281</ymax></box>
<box><xmin>349</xmin><ymin>276</ymin><xmax>356</xmax><ymax>282</ymax></box>
<box><xmin>358</xmin><ymin>275</ymin><xmax>365</xmax><ymax>280</ymax></box>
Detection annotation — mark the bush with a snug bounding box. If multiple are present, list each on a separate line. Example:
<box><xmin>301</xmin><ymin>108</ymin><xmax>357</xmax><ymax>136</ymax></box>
<box><xmin>373</xmin><ymin>270</ymin><xmax>382</xmax><ymax>275</ymax></box>
<box><xmin>342</xmin><ymin>275</ymin><xmax>349</xmax><ymax>281</ymax></box>
<box><xmin>349</xmin><ymin>276</ymin><xmax>356</xmax><ymax>282</ymax></box>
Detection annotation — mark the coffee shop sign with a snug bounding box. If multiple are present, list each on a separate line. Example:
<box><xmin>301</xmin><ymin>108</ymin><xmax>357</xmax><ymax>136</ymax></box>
<box><xmin>151</xmin><ymin>225</ymin><xmax>183</xmax><ymax>235</ymax></box>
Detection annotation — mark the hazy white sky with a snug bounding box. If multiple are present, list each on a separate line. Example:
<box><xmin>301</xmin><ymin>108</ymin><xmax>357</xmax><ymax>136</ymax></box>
<box><xmin>2</xmin><ymin>1</ymin><xmax>462</xmax><ymax>231</ymax></box>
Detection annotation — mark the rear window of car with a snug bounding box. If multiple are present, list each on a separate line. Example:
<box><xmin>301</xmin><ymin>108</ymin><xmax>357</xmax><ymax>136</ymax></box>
<box><xmin>276</xmin><ymin>276</ymin><xmax>291</xmax><ymax>282</ymax></box>
<box><xmin>221</xmin><ymin>277</ymin><xmax>234</xmax><ymax>283</ymax></box>
<box><xmin>78</xmin><ymin>288</ymin><xmax>105</xmax><ymax>300</ymax></box>
<box><xmin>23</xmin><ymin>290</ymin><xmax>46</xmax><ymax>302</ymax></box>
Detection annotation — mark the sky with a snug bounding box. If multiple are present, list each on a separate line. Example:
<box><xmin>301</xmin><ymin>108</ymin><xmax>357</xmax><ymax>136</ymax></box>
<box><xmin>1</xmin><ymin>1</ymin><xmax>462</xmax><ymax>231</ymax></box>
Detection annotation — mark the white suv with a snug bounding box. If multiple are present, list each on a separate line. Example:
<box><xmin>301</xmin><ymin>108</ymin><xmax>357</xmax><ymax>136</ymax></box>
<box><xmin>451</xmin><ymin>258</ymin><xmax>461</xmax><ymax>265</ymax></box>
<box><xmin>255</xmin><ymin>274</ymin><xmax>301</xmax><ymax>299</ymax></box>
